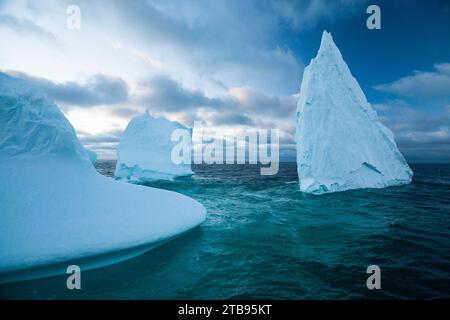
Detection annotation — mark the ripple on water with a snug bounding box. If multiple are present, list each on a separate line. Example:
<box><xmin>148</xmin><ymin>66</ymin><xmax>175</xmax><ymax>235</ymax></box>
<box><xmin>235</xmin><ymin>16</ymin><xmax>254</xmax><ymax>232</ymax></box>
<box><xmin>1</xmin><ymin>163</ymin><xmax>449</xmax><ymax>299</ymax></box>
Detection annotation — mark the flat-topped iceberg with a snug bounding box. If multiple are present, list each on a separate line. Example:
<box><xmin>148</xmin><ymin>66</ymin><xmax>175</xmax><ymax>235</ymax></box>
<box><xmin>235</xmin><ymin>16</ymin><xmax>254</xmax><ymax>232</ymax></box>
<box><xmin>0</xmin><ymin>73</ymin><xmax>206</xmax><ymax>283</ymax></box>
<box><xmin>295</xmin><ymin>31</ymin><xmax>413</xmax><ymax>194</ymax></box>
<box><xmin>115</xmin><ymin>111</ymin><xmax>193</xmax><ymax>182</ymax></box>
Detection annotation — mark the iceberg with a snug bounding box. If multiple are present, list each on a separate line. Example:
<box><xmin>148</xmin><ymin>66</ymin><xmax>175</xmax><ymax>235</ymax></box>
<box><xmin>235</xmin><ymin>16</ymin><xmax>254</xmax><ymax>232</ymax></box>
<box><xmin>86</xmin><ymin>148</ymin><xmax>97</xmax><ymax>164</ymax></box>
<box><xmin>295</xmin><ymin>31</ymin><xmax>413</xmax><ymax>194</ymax></box>
<box><xmin>115</xmin><ymin>111</ymin><xmax>193</xmax><ymax>182</ymax></box>
<box><xmin>0</xmin><ymin>73</ymin><xmax>206</xmax><ymax>283</ymax></box>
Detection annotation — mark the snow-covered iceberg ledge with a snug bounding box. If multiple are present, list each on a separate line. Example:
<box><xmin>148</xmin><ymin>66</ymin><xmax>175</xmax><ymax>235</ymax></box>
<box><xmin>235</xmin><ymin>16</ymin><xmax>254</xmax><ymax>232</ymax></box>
<box><xmin>115</xmin><ymin>111</ymin><xmax>193</xmax><ymax>182</ymax></box>
<box><xmin>295</xmin><ymin>31</ymin><xmax>413</xmax><ymax>194</ymax></box>
<box><xmin>0</xmin><ymin>73</ymin><xmax>206</xmax><ymax>283</ymax></box>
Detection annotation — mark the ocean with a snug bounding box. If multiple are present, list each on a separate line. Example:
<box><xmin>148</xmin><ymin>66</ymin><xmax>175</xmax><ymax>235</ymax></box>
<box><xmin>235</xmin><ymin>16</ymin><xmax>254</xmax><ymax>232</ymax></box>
<box><xmin>1</xmin><ymin>162</ymin><xmax>449</xmax><ymax>299</ymax></box>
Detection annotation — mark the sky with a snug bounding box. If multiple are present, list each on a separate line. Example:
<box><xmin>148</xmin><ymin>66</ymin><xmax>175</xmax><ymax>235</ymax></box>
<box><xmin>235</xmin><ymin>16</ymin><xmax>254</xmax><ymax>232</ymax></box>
<box><xmin>0</xmin><ymin>0</ymin><xmax>449</xmax><ymax>162</ymax></box>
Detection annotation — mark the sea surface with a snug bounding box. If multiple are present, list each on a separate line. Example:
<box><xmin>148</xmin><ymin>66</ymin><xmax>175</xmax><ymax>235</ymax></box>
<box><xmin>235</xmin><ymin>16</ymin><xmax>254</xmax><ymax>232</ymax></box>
<box><xmin>1</xmin><ymin>162</ymin><xmax>450</xmax><ymax>299</ymax></box>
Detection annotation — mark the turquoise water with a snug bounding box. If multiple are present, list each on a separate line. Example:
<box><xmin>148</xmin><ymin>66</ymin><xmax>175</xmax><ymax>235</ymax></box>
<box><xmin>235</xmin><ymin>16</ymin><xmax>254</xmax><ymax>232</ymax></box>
<box><xmin>1</xmin><ymin>162</ymin><xmax>449</xmax><ymax>299</ymax></box>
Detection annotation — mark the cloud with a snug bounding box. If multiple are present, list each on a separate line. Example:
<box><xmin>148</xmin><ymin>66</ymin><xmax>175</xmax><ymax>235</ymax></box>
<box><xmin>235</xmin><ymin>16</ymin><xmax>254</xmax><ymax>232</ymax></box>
<box><xmin>3</xmin><ymin>70</ymin><xmax>296</xmax><ymax>128</ymax></box>
<box><xmin>106</xmin><ymin>107</ymin><xmax>143</xmax><ymax>119</ymax></box>
<box><xmin>135</xmin><ymin>75</ymin><xmax>297</xmax><ymax>125</ymax></box>
<box><xmin>132</xmin><ymin>49</ymin><xmax>166</xmax><ymax>71</ymax></box>
<box><xmin>78</xmin><ymin>133</ymin><xmax>120</xmax><ymax>144</ymax></box>
<box><xmin>5</xmin><ymin>70</ymin><xmax>129</xmax><ymax>107</ymax></box>
<box><xmin>136</xmin><ymin>75</ymin><xmax>223</xmax><ymax>111</ymax></box>
<box><xmin>212</xmin><ymin>113</ymin><xmax>255</xmax><ymax>126</ymax></box>
<box><xmin>375</xmin><ymin>63</ymin><xmax>450</xmax><ymax>99</ymax></box>
<box><xmin>77</xmin><ymin>130</ymin><xmax>122</xmax><ymax>160</ymax></box>
<box><xmin>0</xmin><ymin>14</ymin><xmax>57</xmax><ymax>43</ymax></box>
<box><xmin>374</xmin><ymin>100</ymin><xmax>450</xmax><ymax>162</ymax></box>
<box><xmin>273</xmin><ymin>0</ymin><xmax>365</xmax><ymax>30</ymax></box>
<box><xmin>78</xmin><ymin>0</ymin><xmax>303</xmax><ymax>95</ymax></box>
<box><xmin>228</xmin><ymin>87</ymin><xmax>297</xmax><ymax>118</ymax></box>
<box><xmin>374</xmin><ymin>101</ymin><xmax>449</xmax><ymax>135</ymax></box>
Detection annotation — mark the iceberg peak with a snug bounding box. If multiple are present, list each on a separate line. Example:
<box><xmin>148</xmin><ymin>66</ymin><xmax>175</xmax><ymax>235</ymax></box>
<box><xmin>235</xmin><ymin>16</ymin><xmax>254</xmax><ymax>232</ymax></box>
<box><xmin>0</xmin><ymin>72</ymin><xmax>91</xmax><ymax>162</ymax></box>
<box><xmin>316</xmin><ymin>31</ymin><xmax>346</xmax><ymax>67</ymax></box>
<box><xmin>318</xmin><ymin>31</ymin><xmax>336</xmax><ymax>53</ymax></box>
<box><xmin>316</xmin><ymin>31</ymin><xmax>347</xmax><ymax>68</ymax></box>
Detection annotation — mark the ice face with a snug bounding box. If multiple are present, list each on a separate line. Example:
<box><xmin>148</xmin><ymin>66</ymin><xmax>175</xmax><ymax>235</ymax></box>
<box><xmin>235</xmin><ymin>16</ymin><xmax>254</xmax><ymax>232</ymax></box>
<box><xmin>115</xmin><ymin>111</ymin><xmax>193</xmax><ymax>182</ymax></box>
<box><xmin>0</xmin><ymin>73</ymin><xmax>91</xmax><ymax>161</ymax></box>
<box><xmin>0</xmin><ymin>73</ymin><xmax>206</xmax><ymax>283</ymax></box>
<box><xmin>86</xmin><ymin>148</ymin><xmax>97</xmax><ymax>164</ymax></box>
<box><xmin>295</xmin><ymin>31</ymin><xmax>413</xmax><ymax>194</ymax></box>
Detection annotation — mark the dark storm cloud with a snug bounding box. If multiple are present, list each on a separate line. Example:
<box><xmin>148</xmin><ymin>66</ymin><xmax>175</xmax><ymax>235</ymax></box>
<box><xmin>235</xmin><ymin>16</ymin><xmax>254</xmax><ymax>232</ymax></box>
<box><xmin>6</xmin><ymin>71</ymin><xmax>129</xmax><ymax>106</ymax></box>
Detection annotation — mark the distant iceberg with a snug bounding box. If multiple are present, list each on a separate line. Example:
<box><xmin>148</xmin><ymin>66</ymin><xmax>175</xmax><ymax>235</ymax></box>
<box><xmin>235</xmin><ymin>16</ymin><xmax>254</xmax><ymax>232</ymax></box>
<box><xmin>0</xmin><ymin>73</ymin><xmax>206</xmax><ymax>283</ymax></box>
<box><xmin>295</xmin><ymin>31</ymin><xmax>413</xmax><ymax>194</ymax></box>
<box><xmin>115</xmin><ymin>111</ymin><xmax>193</xmax><ymax>182</ymax></box>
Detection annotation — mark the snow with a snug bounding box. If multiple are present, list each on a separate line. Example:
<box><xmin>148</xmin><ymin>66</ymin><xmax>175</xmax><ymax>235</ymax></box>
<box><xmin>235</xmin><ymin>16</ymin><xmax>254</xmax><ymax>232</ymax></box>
<box><xmin>115</xmin><ymin>111</ymin><xmax>193</xmax><ymax>182</ymax></box>
<box><xmin>295</xmin><ymin>31</ymin><xmax>413</xmax><ymax>194</ymax></box>
<box><xmin>0</xmin><ymin>73</ymin><xmax>206</xmax><ymax>283</ymax></box>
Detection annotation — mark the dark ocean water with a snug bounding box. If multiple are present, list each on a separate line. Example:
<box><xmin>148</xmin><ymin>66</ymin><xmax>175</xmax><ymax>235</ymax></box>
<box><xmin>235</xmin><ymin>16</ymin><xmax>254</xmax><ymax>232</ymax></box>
<box><xmin>1</xmin><ymin>162</ymin><xmax>449</xmax><ymax>299</ymax></box>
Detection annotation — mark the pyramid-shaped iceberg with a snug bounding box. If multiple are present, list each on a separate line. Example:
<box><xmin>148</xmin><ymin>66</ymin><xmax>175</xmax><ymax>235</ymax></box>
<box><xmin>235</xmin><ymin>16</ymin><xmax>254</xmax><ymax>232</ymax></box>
<box><xmin>295</xmin><ymin>31</ymin><xmax>413</xmax><ymax>194</ymax></box>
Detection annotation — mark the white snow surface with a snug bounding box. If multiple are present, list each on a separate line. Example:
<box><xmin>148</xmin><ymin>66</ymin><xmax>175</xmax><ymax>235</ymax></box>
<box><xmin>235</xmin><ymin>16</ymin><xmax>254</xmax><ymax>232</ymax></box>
<box><xmin>0</xmin><ymin>73</ymin><xmax>206</xmax><ymax>281</ymax></box>
<box><xmin>295</xmin><ymin>31</ymin><xmax>413</xmax><ymax>194</ymax></box>
<box><xmin>115</xmin><ymin>111</ymin><xmax>193</xmax><ymax>182</ymax></box>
